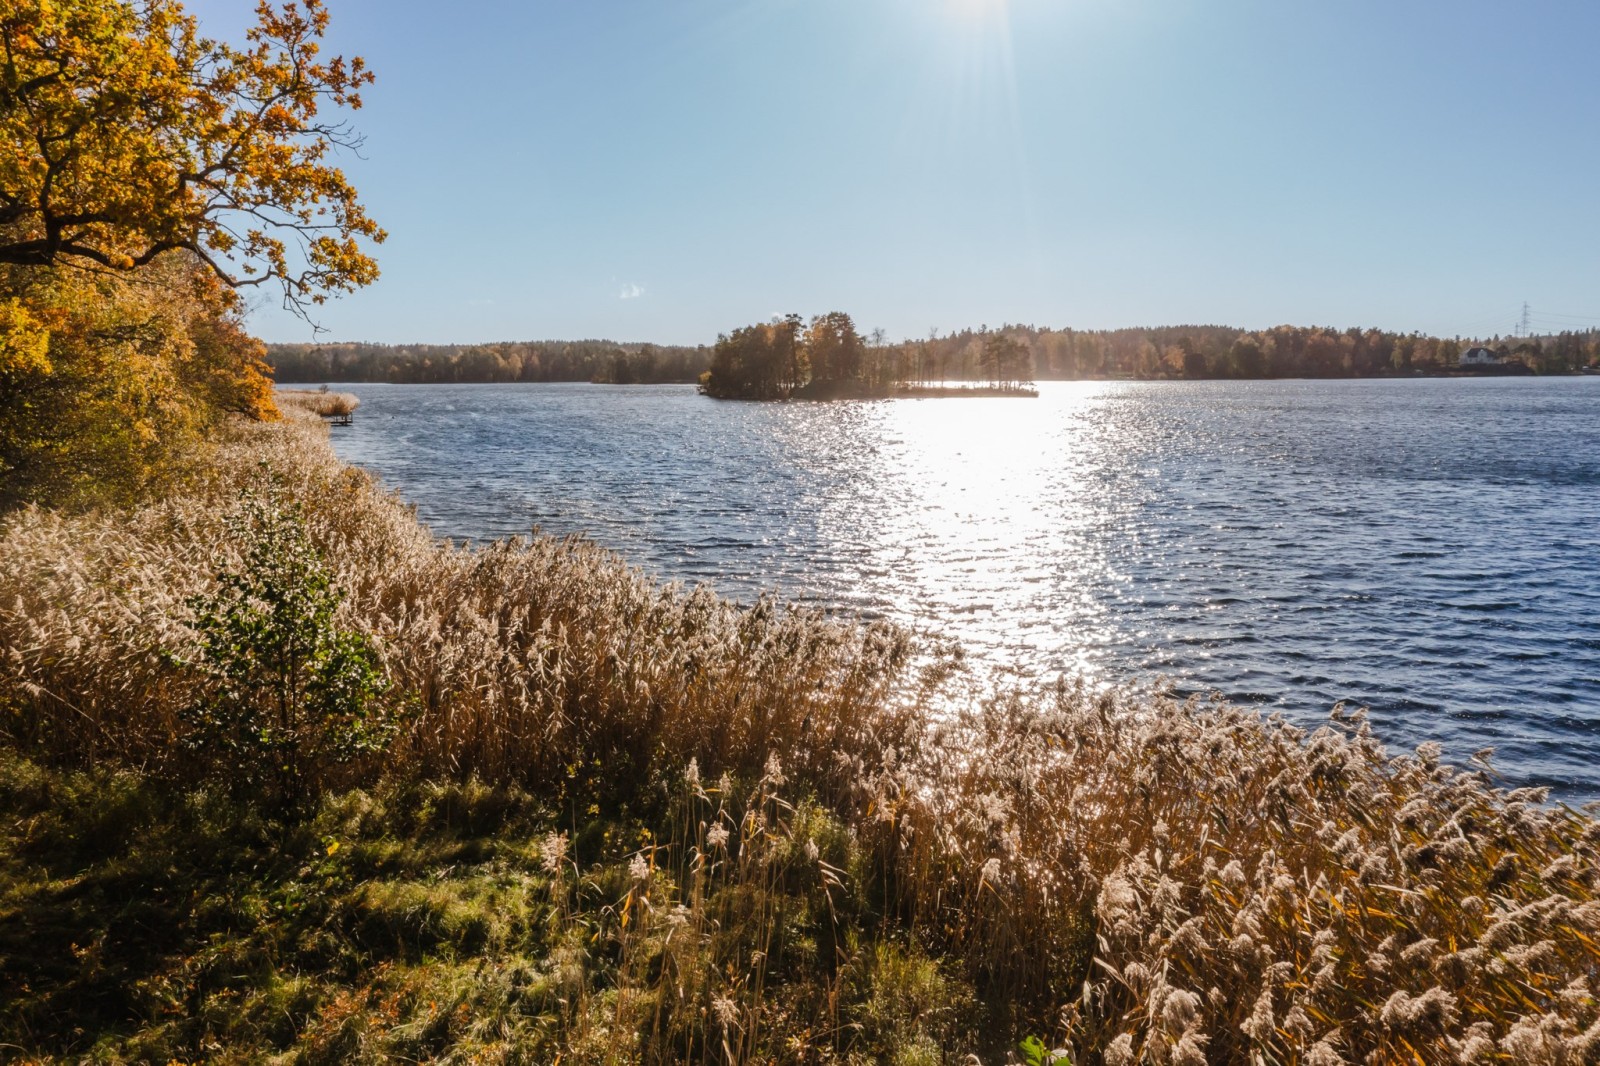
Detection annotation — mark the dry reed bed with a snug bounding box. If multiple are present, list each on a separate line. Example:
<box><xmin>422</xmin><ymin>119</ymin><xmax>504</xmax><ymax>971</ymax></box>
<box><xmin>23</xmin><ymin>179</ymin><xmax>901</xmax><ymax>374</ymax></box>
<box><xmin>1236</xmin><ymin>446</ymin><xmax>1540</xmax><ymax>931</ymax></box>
<box><xmin>2</xmin><ymin>412</ymin><xmax>1598</xmax><ymax>1062</ymax></box>
<box><xmin>874</xmin><ymin>695</ymin><xmax>1600</xmax><ymax>1062</ymax></box>
<box><xmin>279</xmin><ymin>388</ymin><xmax>361</xmax><ymax>418</ymax></box>
<box><xmin>0</xmin><ymin>410</ymin><xmax>920</xmax><ymax>800</ymax></box>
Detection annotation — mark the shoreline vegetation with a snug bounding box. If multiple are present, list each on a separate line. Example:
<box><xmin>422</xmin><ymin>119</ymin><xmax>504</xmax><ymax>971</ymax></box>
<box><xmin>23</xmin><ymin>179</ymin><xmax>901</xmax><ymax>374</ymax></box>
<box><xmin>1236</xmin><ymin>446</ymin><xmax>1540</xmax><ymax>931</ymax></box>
<box><xmin>266</xmin><ymin>318</ymin><xmax>1600</xmax><ymax>389</ymax></box>
<box><xmin>283</xmin><ymin>387</ymin><xmax>362</xmax><ymax>421</ymax></box>
<box><xmin>4</xmin><ymin>402</ymin><xmax>1600</xmax><ymax>1062</ymax></box>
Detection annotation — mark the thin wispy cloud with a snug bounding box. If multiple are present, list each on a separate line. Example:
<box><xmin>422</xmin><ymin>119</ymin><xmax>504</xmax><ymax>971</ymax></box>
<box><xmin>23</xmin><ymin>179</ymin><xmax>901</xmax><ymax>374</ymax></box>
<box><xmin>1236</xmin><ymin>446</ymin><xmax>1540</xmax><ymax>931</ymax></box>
<box><xmin>619</xmin><ymin>283</ymin><xmax>645</xmax><ymax>300</ymax></box>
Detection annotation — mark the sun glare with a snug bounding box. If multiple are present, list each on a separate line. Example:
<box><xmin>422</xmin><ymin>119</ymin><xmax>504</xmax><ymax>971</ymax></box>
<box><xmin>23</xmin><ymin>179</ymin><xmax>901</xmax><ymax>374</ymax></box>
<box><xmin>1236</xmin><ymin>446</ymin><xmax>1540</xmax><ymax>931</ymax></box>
<box><xmin>947</xmin><ymin>0</ymin><xmax>1008</xmax><ymax>18</ymax></box>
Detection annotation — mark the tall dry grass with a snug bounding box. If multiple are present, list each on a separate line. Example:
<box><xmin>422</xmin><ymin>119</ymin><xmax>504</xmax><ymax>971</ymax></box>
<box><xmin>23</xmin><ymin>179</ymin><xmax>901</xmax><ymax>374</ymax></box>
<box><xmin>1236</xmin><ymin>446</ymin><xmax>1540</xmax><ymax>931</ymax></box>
<box><xmin>279</xmin><ymin>388</ymin><xmax>360</xmax><ymax>419</ymax></box>
<box><xmin>2</xmin><ymin>408</ymin><xmax>1598</xmax><ymax>1062</ymax></box>
<box><xmin>0</xmin><ymin>407</ymin><xmax>922</xmax><ymax>803</ymax></box>
<box><xmin>876</xmin><ymin>693</ymin><xmax>1600</xmax><ymax>1062</ymax></box>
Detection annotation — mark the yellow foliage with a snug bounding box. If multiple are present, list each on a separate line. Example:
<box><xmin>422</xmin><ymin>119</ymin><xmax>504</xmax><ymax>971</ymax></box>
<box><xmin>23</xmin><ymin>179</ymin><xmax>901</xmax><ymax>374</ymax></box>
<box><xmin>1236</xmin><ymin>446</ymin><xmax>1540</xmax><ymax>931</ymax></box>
<box><xmin>0</xmin><ymin>298</ymin><xmax>51</xmax><ymax>376</ymax></box>
<box><xmin>0</xmin><ymin>0</ymin><xmax>384</xmax><ymax>317</ymax></box>
<box><xmin>0</xmin><ymin>254</ymin><xmax>278</xmax><ymax>509</ymax></box>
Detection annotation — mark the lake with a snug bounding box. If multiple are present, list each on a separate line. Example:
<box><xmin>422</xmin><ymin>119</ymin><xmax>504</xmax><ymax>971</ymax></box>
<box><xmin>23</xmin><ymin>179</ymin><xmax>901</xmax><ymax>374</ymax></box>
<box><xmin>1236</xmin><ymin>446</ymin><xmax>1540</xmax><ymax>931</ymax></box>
<box><xmin>313</xmin><ymin>378</ymin><xmax>1600</xmax><ymax>801</ymax></box>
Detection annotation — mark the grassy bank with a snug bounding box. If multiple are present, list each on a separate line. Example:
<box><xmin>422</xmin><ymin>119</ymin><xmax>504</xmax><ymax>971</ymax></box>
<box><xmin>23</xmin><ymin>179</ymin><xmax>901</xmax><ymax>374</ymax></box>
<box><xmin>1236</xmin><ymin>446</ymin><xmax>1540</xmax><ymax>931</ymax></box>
<box><xmin>3</xmin><ymin>405</ymin><xmax>1599</xmax><ymax>1063</ymax></box>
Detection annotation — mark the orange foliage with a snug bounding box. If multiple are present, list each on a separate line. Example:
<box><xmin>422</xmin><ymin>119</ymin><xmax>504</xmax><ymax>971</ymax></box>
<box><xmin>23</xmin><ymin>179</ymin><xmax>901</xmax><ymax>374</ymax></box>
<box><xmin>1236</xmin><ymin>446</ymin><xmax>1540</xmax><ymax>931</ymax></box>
<box><xmin>0</xmin><ymin>0</ymin><xmax>384</xmax><ymax>318</ymax></box>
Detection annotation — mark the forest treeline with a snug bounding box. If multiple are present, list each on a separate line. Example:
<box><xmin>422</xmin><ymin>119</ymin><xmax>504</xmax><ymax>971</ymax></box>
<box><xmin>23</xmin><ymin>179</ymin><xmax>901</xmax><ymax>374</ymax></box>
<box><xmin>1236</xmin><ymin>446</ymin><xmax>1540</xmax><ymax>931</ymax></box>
<box><xmin>736</xmin><ymin>319</ymin><xmax>1600</xmax><ymax>385</ymax></box>
<box><xmin>267</xmin><ymin>340</ymin><xmax>706</xmax><ymax>384</ymax></box>
<box><xmin>905</xmin><ymin>322</ymin><xmax>1599</xmax><ymax>379</ymax></box>
<box><xmin>269</xmin><ymin>322</ymin><xmax>1600</xmax><ymax>388</ymax></box>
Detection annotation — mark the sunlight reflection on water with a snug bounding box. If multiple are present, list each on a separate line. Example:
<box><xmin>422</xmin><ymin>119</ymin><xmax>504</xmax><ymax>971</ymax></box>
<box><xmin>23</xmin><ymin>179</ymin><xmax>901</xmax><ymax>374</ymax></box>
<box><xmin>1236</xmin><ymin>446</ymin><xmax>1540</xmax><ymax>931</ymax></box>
<box><xmin>311</xmin><ymin>379</ymin><xmax>1600</xmax><ymax>800</ymax></box>
<box><xmin>818</xmin><ymin>387</ymin><xmax>1114</xmax><ymax>684</ymax></box>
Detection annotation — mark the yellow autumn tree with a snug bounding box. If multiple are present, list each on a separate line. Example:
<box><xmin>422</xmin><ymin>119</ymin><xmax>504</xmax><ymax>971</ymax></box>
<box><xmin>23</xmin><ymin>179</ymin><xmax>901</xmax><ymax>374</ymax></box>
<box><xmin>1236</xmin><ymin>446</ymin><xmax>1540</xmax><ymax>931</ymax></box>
<box><xmin>0</xmin><ymin>0</ymin><xmax>378</xmax><ymax>509</ymax></box>
<box><xmin>0</xmin><ymin>258</ymin><xmax>277</xmax><ymax>508</ymax></box>
<box><xmin>0</xmin><ymin>299</ymin><xmax>51</xmax><ymax>378</ymax></box>
<box><xmin>0</xmin><ymin>0</ymin><xmax>384</xmax><ymax>313</ymax></box>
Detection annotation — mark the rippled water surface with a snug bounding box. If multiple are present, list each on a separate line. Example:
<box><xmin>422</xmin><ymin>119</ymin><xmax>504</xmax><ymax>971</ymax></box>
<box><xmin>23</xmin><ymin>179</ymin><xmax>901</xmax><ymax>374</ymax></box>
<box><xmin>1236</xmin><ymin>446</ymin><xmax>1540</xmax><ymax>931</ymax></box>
<box><xmin>315</xmin><ymin>379</ymin><xmax>1600</xmax><ymax>799</ymax></box>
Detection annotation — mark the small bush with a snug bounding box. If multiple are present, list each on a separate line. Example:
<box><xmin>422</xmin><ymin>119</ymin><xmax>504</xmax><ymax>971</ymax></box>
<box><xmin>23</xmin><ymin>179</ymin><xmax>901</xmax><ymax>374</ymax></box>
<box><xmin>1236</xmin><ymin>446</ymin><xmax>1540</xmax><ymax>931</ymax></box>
<box><xmin>184</xmin><ymin>488</ymin><xmax>396</xmax><ymax>802</ymax></box>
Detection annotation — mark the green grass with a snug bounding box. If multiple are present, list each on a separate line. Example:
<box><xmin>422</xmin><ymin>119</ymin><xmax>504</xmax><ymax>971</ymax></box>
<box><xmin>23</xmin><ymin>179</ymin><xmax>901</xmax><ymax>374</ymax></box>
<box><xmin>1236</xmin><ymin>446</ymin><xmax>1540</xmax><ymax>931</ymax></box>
<box><xmin>0</xmin><ymin>754</ymin><xmax>983</xmax><ymax>1063</ymax></box>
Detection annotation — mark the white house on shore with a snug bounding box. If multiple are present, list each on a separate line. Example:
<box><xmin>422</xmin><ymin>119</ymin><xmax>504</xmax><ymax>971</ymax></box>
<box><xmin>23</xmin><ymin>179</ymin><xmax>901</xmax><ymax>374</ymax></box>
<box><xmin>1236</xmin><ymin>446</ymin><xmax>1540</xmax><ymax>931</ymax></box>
<box><xmin>1460</xmin><ymin>346</ymin><xmax>1503</xmax><ymax>366</ymax></box>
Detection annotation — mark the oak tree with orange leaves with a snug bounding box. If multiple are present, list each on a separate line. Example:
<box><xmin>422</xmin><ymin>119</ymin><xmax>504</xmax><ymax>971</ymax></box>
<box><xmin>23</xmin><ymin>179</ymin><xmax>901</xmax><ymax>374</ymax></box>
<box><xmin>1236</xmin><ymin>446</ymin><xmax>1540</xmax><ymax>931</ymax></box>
<box><xmin>0</xmin><ymin>0</ymin><xmax>385</xmax><ymax>318</ymax></box>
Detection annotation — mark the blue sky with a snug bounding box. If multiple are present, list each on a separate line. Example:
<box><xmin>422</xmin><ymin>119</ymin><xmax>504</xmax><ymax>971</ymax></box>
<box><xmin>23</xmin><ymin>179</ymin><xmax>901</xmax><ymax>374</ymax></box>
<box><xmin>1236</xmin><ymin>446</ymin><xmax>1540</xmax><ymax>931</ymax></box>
<box><xmin>190</xmin><ymin>0</ymin><xmax>1600</xmax><ymax>345</ymax></box>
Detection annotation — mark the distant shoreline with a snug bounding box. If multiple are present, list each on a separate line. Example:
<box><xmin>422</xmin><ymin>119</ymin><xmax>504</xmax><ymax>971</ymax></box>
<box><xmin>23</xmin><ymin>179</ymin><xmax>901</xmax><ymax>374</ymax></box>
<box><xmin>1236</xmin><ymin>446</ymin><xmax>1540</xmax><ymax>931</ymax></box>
<box><xmin>272</xmin><ymin>369</ymin><xmax>1596</xmax><ymax>386</ymax></box>
<box><xmin>268</xmin><ymin>323</ymin><xmax>1600</xmax><ymax>387</ymax></box>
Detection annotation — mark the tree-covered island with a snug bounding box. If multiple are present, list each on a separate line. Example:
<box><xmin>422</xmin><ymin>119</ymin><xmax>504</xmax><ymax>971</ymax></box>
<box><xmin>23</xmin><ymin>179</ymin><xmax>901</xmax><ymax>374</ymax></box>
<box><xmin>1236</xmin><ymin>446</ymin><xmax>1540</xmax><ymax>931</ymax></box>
<box><xmin>698</xmin><ymin>312</ymin><xmax>1037</xmax><ymax>400</ymax></box>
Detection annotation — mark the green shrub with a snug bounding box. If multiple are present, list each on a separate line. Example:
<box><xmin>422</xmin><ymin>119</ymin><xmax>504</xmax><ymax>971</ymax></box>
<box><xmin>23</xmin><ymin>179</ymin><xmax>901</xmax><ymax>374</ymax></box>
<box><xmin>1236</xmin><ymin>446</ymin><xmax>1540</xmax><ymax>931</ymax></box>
<box><xmin>184</xmin><ymin>488</ymin><xmax>395</xmax><ymax>803</ymax></box>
